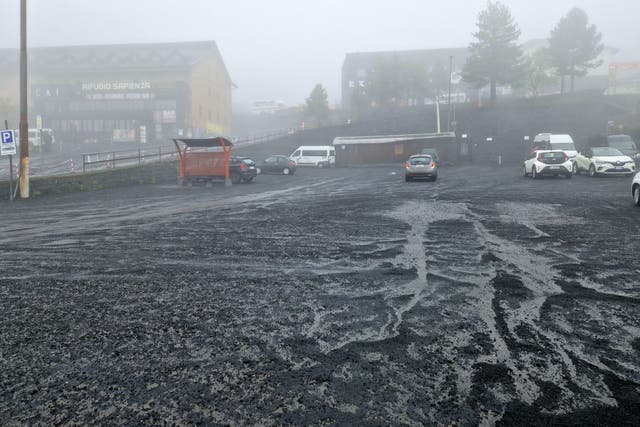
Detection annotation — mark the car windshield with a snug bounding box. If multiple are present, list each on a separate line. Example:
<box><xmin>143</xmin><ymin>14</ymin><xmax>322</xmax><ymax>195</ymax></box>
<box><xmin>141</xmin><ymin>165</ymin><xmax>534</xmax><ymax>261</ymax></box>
<box><xmin>410</xmin><ymin>156</ymin><xmax>432</xmax><ymax>165</ymax></box>
<box><xmin>541</xmin><ymin>152</ymin><xmax>565</xmax><ymax>160</ymax></box>
<box><xmin>592</xmin><ymin>147</ymin><xmax>624</xmax><ymax>157</ymax></box>
<box><xmin>609</xmin><ymin>138</ymin><xmax>637</xmax><ymax>150</ymax></box>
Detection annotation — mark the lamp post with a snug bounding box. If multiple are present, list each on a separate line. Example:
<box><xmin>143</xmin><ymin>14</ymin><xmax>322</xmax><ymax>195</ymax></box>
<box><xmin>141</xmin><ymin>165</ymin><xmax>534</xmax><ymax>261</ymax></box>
<box><xmin>447</xmin><ymin>55</ymin><xmax>453</xmax><ymax>133</ymax></box>
<box><xmin>19</xmin><ymin>0</ymin><xmax>29</xmax><ymax>199</ymax></box>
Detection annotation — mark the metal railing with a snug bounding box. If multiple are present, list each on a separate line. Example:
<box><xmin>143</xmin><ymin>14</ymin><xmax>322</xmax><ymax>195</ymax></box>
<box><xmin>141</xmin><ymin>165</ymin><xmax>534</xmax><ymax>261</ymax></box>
<box><xmin>82</xmin><ymin>146</ymin><xmax>176</xmax><ymax>173</ymax></box>
<box><xmin>81</xmin><ymin>128</ymin><xmax>298</xmax><ymax>173</ymax></box>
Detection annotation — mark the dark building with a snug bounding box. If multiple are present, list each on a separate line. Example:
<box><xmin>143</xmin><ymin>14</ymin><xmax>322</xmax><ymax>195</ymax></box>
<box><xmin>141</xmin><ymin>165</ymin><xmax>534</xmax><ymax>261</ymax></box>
<box><xmin>341</xmin><ymin>48</ymin><xmax>469</xmax><ymax>113</ymax></box>
<box><xmin>0</xmin><ymin>41</ymin><xmax>233</xmax><ymax>146</ymax></box>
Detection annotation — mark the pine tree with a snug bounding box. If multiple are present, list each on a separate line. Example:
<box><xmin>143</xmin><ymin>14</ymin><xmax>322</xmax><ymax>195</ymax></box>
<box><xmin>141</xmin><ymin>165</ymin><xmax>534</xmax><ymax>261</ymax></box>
<box><xmin>462</xmin><ymin>1</ymin><xmax>525</xmax><ymax>105</ymax></box>
<box><xmin>305</xmin><ymin>84</ymin><xmax>329</xmax><ymax>126</ymax></box>
<box><xmin>549</xmin><ymin>8</ymin><xmax>603</xmax><ymax>93</ymax></box>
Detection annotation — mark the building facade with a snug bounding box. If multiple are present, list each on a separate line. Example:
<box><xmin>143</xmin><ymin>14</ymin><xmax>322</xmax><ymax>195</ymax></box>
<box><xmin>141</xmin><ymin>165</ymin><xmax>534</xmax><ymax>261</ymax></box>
<box><xmin>341</xmin><ymin>48</ymin><xmax>469</xmax><ymax>113</ymax></box>
<box><xmin>0</xmin><ymin>41</ymin><xmax>233</xmax><ymax>146</ymax></box>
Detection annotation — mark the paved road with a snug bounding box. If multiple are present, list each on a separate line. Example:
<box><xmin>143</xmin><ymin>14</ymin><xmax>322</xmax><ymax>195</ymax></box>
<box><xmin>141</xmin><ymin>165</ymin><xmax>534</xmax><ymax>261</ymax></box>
<box><xmin>1</xmin><ymin>165</ymin><xmax>639</xmax><ymax>425</ymax></box>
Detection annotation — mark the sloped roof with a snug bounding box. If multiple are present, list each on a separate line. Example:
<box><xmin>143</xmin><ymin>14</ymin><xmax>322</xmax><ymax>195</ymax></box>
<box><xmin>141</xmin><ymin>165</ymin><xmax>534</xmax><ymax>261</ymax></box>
<box><xmin>333</xmin><ymin>132</ymin><xmax>456</xmax><ymax>146</ymax></box>
<box><xmin>0</xmin><ymin>41</ymin><xmax>232</xmax><ymax>81</ymax></box>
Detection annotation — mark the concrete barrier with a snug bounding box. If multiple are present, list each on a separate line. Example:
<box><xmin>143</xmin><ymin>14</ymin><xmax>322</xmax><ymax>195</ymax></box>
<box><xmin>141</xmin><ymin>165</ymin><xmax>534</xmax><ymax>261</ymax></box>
<box><xmin>0</xmin><ymin>161</ymin><xmax>178</xmax><ymax>199</ymax></box>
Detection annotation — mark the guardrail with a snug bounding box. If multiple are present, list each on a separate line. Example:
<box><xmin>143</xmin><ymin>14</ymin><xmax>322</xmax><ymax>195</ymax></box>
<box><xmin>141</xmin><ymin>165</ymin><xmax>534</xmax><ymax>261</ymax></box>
<box><xmin>81</xmin><ymin>129</ymin><xmax>297</xmax><ymax>173</ymax></box>
<box><xmin>82</xmin><ymin>146</ymin><xmax>176</xmax><ymax>173</ymax></box>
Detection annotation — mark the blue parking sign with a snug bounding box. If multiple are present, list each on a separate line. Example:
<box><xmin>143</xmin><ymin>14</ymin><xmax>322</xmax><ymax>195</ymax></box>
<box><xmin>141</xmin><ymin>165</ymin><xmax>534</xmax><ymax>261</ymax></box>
<box><xmin>1</xmin><ymin>130</ymin><xmax>17</xmax><ymax>156</ymax></box>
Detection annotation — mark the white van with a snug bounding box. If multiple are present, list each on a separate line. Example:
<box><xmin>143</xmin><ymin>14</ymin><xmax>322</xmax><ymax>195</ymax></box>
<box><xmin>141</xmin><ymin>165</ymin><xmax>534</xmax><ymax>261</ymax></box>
<box><xmin>533</xmin><ymin>133</ymin><xmax>578</xmax><ymax>160</ymax></box>
<box><xmin>14</xmin><ymin>128</ymin><xmax>56</xmax><ymax>151</ymax></box>
<box><xmin>290</xmin><ymin>145</ymin><xmax>336</xmax><ymax>167</ymax></box>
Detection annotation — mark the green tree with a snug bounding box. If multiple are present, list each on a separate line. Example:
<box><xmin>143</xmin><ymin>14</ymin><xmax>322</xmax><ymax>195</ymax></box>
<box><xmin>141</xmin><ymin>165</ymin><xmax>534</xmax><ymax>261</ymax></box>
<box><xmin>305</xmin><ymin>84</ymin><xmax>329</xmax><ymax>126</ymax></box>
<box><xmin>462</xmin><ymin>1</ymin><xmax>525</xmax><ymax>105</ymax></box>
<box><xmin>549</xmin><ymin>8</ymin><xmax>603</xmax><ymax>93</ymax></box>
<box><xmin>523</xmin><ymin>48</ymin><xmax>555</xmax><ymax>97</ymax></box>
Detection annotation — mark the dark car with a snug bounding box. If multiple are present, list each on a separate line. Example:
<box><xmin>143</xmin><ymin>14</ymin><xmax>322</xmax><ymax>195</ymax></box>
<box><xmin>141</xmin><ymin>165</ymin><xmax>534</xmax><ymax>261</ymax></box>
<box><xmin>257</xmin><ymin>155</ymin><xmax>297</xmax><ymax>175</ymax></box>
<box><xmin>420</xmin><ymin>148</ymin><xmax>441</xmax><ymax>164</ymax></box>
<box><xmin>229</xmin><ymin>156</ymin><xmax>258</xmax><ymax>183</ymax></box>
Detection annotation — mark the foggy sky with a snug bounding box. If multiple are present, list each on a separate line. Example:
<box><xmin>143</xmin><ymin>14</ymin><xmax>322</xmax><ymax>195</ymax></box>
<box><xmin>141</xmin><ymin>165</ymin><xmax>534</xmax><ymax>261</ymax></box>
<box><xmin>1</xmin><ymin>0</ymin><xmax>639</xmax><ymax>111</ymax></box>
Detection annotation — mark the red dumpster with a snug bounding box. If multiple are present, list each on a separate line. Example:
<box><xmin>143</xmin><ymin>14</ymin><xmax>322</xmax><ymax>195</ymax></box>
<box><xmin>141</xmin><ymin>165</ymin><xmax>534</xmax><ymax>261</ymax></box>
<box><xmin>173</xmin><ymin>137</ymin><xmax>234</xmax><ymax>186</ymax></box>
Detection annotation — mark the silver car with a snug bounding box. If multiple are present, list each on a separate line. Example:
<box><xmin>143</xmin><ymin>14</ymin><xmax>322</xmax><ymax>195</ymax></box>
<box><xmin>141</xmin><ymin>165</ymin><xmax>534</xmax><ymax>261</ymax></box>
<box><xmin>405</xmin><ymin>155</ymin><xmax>438</xmax><ymax>182</ymax></box>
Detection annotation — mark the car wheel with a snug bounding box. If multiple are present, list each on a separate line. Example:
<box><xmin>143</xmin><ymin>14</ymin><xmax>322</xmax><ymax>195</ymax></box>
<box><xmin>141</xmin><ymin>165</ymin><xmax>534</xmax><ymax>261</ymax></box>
<box><xmin>242</xmin><ymin>176</ymin><xmax>253</xmax><ymax>183</ymax></box>
<box><xmin>283</xmin><ymin>167</ymin><xmax>291</xmax><ymax>175</ymax></box>
<box><xmin>432</xmin><ymin>174</ymin><xmax>438</xmax><ymax>182</ymax></box>
<box><xmin>572</xmin><ymin>162</ymin><xmax>578</xmax><ymax>175</ymax></box>
<box><xmin>523</xmin><ymin>165</ymin><xmax>528</xmax><ymax>177</ymax></box>
<box><xmin>634</xmin><ymin>186</ymin><xmax>640</xmax><ymax>207</ymax></box>
<box><xmin>231</xmin><ymin>174</ymin><xmax>241</xmax><ymax>184</ymax></box>
<box><xmin>565</xmin><ymin>172</ymin><xmax>572</xmax><ymax>179</ymax></box>
<box><xmin>317</xmin><ymin>162</ymin><xmax>325</xmax><ymax>168</ymax></box>
<box><xmin>405</xmin><ymin>175</ymin><xmax>411</xmax><ymax>182</ymax></box>
<box><xmin>589</xmin><ymin>164</ymin><xmax>597</xmax><ymax>177</ymax></box>
<box><xmin>532</xmin><ymin>166</ymin><xmax>538</xmax><ymax>179</ymax></box>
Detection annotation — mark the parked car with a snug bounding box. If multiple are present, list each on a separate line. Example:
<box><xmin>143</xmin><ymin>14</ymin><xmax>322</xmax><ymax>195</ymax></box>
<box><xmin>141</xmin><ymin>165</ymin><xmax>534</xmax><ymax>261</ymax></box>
<box><xmin>523</xmin><ymin>150</ymin><xmax>573</xmax><ymax>179</ymax></box>
<box><xmin>289</xmin><ymin>146</ymin><xmax>335</xmax><ymax>167</ymax></box>
<box><xmin>405</xmin><ymin>155</ymin><xmax>438</xmax><ymax>182</ymax></box>
<box><xmin>229</xmin><ymin>156</ymin><xmax>258</xmax><ymax>183</ymax></box>
<box><xmin>588</xmin><ymin>134</ymin><xmax>640</xmax><ymax>166</ymax></box>
<box><xmin>420</xmin><ymin>148</ymin><xmax>441</xmax><ymax>164</ymax></box>
<box><xmin>633</xmin><ymin>172</ymin><xmax>640</xmax><ymax>207</ymax></box>
<box><xmin>574</xmin><ymin>147</ymin><xmax>636</xmax><ymax>177</ymax></box>
<box><xmin>257</xmin><ymin>155</ymin><xmax>297</xmax><ymax>175</ymax></box>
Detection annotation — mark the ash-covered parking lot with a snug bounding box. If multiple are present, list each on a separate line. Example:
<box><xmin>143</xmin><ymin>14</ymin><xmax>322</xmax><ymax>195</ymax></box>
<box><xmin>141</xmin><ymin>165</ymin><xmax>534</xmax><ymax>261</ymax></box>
<box><xmin>1</xmin><ymin>165</ymin><xmax>639</xmax><ymax>426</ymax></box>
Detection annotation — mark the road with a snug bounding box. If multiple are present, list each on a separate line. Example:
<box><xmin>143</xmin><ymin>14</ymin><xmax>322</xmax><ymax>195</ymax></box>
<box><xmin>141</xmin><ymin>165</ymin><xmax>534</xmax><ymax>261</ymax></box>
<box><xmin>1</xmin><ymin>165</ymin><xmax>639</xmax><ymax>426</ymax></box>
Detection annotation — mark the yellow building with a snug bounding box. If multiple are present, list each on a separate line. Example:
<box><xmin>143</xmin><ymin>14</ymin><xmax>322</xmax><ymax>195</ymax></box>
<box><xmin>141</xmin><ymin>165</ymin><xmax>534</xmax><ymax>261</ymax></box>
<box><xmin>0</xmin><ymin>41</ymin><xmax>233</xmax><ymax>145</ymax></box>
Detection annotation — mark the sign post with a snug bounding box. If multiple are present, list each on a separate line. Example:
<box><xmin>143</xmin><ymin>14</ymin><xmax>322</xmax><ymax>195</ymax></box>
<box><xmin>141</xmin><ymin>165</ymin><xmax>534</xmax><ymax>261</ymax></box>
<box><xmin>1</xmin><ymin>128</ymin><xmax>17</xmax><ymax>201</ymax></box>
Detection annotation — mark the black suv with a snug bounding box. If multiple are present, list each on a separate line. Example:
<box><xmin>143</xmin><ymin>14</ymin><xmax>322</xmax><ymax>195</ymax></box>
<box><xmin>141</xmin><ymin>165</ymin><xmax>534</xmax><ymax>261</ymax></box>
<box><xmin>229</xmin><ymin>156</ymin><xmax>258</xmax><ymax>183</ymax></box>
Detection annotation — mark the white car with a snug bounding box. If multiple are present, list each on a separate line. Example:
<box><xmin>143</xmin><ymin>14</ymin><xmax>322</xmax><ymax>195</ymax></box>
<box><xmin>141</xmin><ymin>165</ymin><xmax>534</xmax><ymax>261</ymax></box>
<box><xmin>574</xmin><ymin>147</ymin><xmax>637</xmax><ymax>177</ymax></box>
<box><xmin>524</xmin><ymin>150</ymin><xmax>573</xmax><ymax>179</ymax></box>
<box><xmin>633</xmin><ymin>173</ymin><xmax>640</xmax><ymax>207</ymax></box>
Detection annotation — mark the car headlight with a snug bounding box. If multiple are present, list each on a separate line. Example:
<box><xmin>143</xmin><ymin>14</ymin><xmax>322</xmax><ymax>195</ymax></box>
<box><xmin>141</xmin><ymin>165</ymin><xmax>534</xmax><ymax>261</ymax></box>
<box><xmin>595</xmin><ymin>160</ymin><xmax>608</xmax><ymax>165</ymax></box>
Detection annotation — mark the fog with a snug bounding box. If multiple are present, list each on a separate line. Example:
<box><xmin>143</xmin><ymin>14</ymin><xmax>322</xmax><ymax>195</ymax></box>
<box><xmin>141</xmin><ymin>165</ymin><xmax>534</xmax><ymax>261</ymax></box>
<box><xmin>1</xmin><ymin>0</ymin><xmax>639</xmax><ymax>110</ymax></box>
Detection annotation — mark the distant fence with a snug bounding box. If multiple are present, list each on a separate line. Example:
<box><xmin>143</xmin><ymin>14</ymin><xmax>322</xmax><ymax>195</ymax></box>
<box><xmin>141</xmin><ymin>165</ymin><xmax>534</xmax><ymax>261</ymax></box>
<box><xmin>82</xmin><ymin>146</ymin><xmax>175</xmax><ymax>173</ymax></box>
<box><xmin>81</xmin><ymin>128</ymin><xmax>297</xmax><ymax>173</ymax></box>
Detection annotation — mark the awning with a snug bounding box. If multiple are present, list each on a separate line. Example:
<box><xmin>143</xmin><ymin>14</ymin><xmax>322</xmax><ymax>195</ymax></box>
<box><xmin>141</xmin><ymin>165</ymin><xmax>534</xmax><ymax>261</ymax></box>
<box><xmin>173</xmin><ymin>137</ymin><xmax>233</xmax><ymax>148</ymax></box>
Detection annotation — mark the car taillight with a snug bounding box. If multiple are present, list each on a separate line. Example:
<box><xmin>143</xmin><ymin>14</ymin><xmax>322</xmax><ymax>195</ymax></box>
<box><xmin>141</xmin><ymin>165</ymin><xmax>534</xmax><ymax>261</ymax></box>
<box><xmin>405</xmin><ymin>162</ymin><xmax>411</xmax><ymax>169</ymax></box>
<box><xmin>431</xmin><ymin>162</ymin><xmax>436</xmax><ymax>168</ymax></box>
<box><xmin>288</xmin><ymin>162</ymin><xmax>295</xmax><ymax>167</ymax></box>
<box><xmin>239</xmin><ymin>164</ymin><xmax>247</xmax><ymax>171</ymax></box>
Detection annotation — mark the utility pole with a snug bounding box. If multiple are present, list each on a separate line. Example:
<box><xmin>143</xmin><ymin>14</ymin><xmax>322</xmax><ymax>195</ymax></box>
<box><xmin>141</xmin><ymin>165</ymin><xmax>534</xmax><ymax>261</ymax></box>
<box><xmin>19</xmin><ymin>0</ymin><xmax>30</xmax><ymax>199</ymax></box>
<box><xmin>447</xmin><ymin>55</ymin><xmax>453</xmax><ymax>133</ymax></box>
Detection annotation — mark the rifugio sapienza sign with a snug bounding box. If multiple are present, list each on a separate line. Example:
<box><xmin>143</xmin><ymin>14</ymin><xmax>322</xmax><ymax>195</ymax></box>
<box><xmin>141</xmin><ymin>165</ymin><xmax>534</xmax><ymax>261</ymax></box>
<box><xmin>1</xmin><ymin>130</ymin><xmax>17</xmax><ymax>156</ymax></box>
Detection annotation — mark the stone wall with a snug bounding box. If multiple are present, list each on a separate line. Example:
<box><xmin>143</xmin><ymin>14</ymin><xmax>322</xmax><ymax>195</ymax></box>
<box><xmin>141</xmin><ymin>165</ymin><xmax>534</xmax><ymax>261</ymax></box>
<box><xmin>0</xmin><ymin>161</ymin><xmax>178</xmax><ymax>199</ymax></box>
